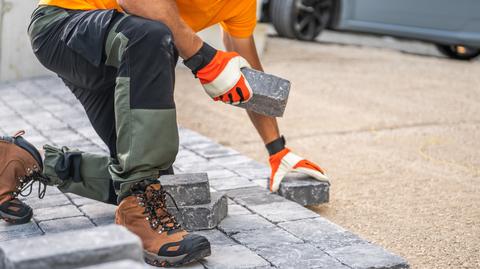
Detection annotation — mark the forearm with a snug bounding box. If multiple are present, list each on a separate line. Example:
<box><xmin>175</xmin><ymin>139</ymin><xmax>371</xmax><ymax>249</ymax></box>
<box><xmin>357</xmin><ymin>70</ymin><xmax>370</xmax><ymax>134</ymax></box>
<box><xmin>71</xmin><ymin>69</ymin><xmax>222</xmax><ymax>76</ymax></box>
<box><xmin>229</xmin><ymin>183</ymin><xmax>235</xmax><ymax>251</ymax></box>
<box><xmin>118</xmin><ymin>0</ymin><xmax>202</xmax><ymax>59</ymax></box>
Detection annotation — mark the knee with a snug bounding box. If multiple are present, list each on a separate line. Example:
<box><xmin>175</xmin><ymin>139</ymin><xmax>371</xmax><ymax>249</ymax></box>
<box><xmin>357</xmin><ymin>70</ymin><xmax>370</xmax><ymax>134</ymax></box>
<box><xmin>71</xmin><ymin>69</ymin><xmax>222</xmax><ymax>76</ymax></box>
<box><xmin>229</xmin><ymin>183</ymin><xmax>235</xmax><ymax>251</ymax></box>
<box><xmin>136</xmin><ymin>21</ymin><xmax>178</xmax><ymax>61</ymax></box>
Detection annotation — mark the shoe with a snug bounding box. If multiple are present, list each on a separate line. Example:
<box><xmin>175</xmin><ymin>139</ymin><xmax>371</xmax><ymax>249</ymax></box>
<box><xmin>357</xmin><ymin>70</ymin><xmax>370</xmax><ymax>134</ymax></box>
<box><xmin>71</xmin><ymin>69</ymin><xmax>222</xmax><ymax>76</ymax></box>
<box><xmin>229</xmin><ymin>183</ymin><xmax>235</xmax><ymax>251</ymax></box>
<box><xmin>0</xmin><ymin>130</ymin><xmax>48</xmax><ymax>224</ymax></box>
<box><xmin>115</xmin><ymin>181</ymin><xmax>211</xmax><ymax>267</ymax></box>
<box><xmin>269</xmin><ymin>148</ymin><xmax>328</xmax><ymax>192</ymax></box>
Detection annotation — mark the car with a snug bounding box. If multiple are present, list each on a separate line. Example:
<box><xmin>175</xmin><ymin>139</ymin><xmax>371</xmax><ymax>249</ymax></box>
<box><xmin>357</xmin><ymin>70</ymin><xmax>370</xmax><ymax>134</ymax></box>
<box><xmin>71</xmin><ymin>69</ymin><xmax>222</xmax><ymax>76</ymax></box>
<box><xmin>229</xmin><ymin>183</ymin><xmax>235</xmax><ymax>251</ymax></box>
<box><xmin>261</xmin><ymin>0</ymin><xmax>480</xmax><ymax>60</ymax></box>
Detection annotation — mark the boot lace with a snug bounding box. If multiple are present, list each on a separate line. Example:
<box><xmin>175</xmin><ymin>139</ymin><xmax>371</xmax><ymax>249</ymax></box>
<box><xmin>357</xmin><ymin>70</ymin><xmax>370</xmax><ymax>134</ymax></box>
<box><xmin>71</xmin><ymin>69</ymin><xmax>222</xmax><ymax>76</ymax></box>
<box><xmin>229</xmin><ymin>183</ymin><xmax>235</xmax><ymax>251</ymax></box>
<box><xmin>135</xmin><ymin>184</ymin><xmax>181</xmax><ymax>234</ymax></box>
<box><xmin>13</xmin><ymin>165</ymin><xmax>49</xmax><ymax>199</ymax></box>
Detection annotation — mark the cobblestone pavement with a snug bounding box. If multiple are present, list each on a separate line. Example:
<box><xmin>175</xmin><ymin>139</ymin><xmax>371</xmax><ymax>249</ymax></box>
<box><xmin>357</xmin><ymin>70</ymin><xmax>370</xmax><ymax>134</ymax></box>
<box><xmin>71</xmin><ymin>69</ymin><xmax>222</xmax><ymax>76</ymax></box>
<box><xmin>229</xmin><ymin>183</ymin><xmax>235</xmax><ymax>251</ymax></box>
<box><xmin>0</xmin><ymin>77</ymin><xmax>408</xmax><ymax>268</ymax></box>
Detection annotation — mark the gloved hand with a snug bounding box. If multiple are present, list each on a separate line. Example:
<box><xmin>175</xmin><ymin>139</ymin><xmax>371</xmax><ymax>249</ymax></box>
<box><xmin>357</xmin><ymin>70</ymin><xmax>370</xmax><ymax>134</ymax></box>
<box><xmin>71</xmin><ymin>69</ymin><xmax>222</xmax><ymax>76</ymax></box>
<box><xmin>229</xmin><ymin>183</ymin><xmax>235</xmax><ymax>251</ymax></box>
<box><xmin>184</xmin><ymin>42</ymin><xmax>253</xmax><ymax>105</ymax></box>
<box><xmin>269</xmin><ymin>148</ymin><xmax>328</xmax><ymax>192</ymax></box>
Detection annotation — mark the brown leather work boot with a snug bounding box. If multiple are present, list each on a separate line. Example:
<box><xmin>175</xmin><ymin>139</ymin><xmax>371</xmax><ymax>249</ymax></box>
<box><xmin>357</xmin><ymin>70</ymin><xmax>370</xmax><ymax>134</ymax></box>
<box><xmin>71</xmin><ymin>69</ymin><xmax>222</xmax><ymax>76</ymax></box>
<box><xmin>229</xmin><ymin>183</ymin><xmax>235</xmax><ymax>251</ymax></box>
<box><xmin>0</xmin><ymin>130</ymin><xmax>48</xmax><ymax>224</ymax></box>
<box><xmin>116</xmin><ymin>181</ymin><xmax>211</xmax><ymax>267</ymax></box>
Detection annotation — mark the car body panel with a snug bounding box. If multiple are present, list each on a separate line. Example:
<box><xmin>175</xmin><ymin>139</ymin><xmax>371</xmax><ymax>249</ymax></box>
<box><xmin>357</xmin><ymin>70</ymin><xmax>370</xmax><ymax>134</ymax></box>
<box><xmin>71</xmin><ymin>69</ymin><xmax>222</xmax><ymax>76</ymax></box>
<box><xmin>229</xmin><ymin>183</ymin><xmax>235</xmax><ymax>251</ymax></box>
<box><xmin>336</xmin><ymin>0</ymin><xmax>480</xmax><ymax>47</ymax></box>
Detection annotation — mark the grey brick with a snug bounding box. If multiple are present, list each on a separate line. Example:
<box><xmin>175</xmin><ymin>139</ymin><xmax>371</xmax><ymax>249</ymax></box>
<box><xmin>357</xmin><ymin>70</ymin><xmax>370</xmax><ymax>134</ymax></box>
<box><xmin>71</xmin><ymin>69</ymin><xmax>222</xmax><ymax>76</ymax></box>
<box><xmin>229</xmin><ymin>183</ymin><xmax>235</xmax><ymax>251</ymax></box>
<box><xmin>247</xmin><ymin>201</ymin><xmax>318</xmax><ymax>223</ymax></box>
<box><xmin>79</xmin><ymin>260</ymin><xmax>147</xmax><ymax>269</ymax></box>
<box><xmin>34</xmin><ymin>205</ymin><xmax>84</xmax><ymax>222</ymax></box>
<box><xmin>231</xmin><ymin>227</ymin><xmax>302</xmax><ymax>248</ymax></box>
<box><xmin>79</xmin><ymin>203</ymin><xmax>116</xmax><ymax>226</ymax></box>
<box><xmin>170</xmin><ymin>193</ymin><xmax>228</xmax><ymax>231</ymax></box>
<box><xmin>0</xmin><ymin>225</ymin><xmax>143</xmax><ymax>269</ymax></box>
<box><xmin>206</xmin><ymin>169</ymin><xmax>237</xmax><ymax>180</ymax></box>
<box><xmin>159</xmin><ymin>173</ymin><xmax>211</xmax><ymax>206</ymax></box>
<box><xmin>194</xmin><ymin>145</ymin><xmax>240</xmax><ymax>159</ymax></box>
<box><xmin>227</xmin><ymin>204</ymin><xmax>252</xmax><ymax>216</ymax></box>
<box><xmin>278</xmin><ymin>217</ymin><xmax>366</xmax><ymax>250</ymax></box>
<box><xmin>201</xmin><ymin>245</ymin><xmax>270</xmax><ymax>269</ymax></box>
<box><xmin>22</xmin><ymin>194</ymin><xmax>71</xmax><ymax>210</ymax></box>
<box><xmin>218</xmin><ymin>214</ymin><xmax>275</xmax><ymax>236</ymax></box>
<box><xmin>255</xmin><ymin>243</ymin><xmax>349</xmax><ymax>269</ymax></box>
<box><xmin>66</xmin><ymin>193</ymin><xmax>99</xmax><ymax>206</ymax></box>
<box><xmin>325</xmin><ymin>243</ymin><xmax>409</xmax><ymax>269</ymax></box>
<box><xmin>38</xmin><ymin>216</ymin><xmax>95</xmax><ymax>234</ymax></box>
<box><xmin>225</xmin><ymin>187</ymin><xmax>286</xmax><ymax>207</ymax></box>
<box><xmin>232</xmin><ymin>167</ymin><xmax>270</xmax><ymax>181</ymax></box>
<box><xmin>209</xmin><ymin>176</ymin><xmax>258</xmax><ymax>191</ymax></box>
<box><xmin>238</xmin><ymin>68</ymin><xmax>290</xmax><ymax>117</ymax></box>
<box><xmin>278</xmin><ymin>173</ymin><xmax>330</xmax><ymax>206</ymax></box>
<box><xmin>194</xmin><ymin>229</ymin><xmax>236</xmax><ymax>246</ymax></box>
<box><xmin>0</xmin><ymin>222</ymin><xmax>43</xmax><ymax>242</ymax></box>
<box><xmin>207</xmin><ymin>155</ymin><xmax>252</xmax><ymax>167</ymax></box>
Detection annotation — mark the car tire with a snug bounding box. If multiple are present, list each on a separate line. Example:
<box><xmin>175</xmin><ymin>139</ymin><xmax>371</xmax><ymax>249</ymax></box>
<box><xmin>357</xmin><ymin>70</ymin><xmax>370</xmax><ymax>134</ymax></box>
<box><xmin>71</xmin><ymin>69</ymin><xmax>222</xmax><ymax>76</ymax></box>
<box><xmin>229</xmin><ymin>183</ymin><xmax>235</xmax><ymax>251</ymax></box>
<box><xmin>270</xmin><ymin>0</ymin><xmax>333</xmax><ymax>41</ymax></box>
<box><xmin>435</xmin><ymin>44</ymin><xmax>480</xmax><ymax>60</ymax></box>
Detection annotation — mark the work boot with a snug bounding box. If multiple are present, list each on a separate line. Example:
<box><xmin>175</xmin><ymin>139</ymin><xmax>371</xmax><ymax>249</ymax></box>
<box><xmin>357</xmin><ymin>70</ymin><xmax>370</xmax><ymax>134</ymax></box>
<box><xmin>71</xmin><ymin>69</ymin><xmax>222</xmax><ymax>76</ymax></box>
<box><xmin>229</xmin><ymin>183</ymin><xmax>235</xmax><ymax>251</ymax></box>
<box><xmin>115</xmin><ymin>181</ymin><xmax>211</xmax><ymax>267</ymax></box>
<box><xmin>0</xmin><ymin>130</ymin><xmax>48</xmax><ymax>224</ymax></box>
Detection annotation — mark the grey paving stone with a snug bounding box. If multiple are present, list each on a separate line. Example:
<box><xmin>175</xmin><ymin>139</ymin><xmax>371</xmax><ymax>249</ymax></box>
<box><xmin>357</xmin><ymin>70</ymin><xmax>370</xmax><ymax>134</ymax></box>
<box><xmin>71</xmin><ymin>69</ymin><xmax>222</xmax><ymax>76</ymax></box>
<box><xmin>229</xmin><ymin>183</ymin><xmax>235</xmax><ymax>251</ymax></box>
<box><xmin>278</xmin><ymin>173</ymin><xmax>330</xmax><ymax>206</ymax></box>
<box><xmin>255</xmin><ymin>243</ymin><xmax>349</xmax><ymax>269</ymax></box>
<box><xmin>206</xmin><ymin>169</ymin><xmax>238</xmax><ymax>180</ymax></box>
<box><xmin>38</xmin><ymin>216</ymin><xmax>95</xmax><ymax>234</ymax></box>
<box><xmin>225</xmin><ymin>187</ymin><xmax>286</xmax><ymax>207</ymax></box>
<box><xmin>170</xmin><ymin>193</ymin><xmax>228</xmax><ymax>231</ymax></box>
<box><xmin>231</xmin><ymin>166</ymin><xmax>270</xmax><ymax>181</ymax></box>
<box><xmin>207</xmin><ymin>155</ymin><xmax>253</xmax><ymax>167</ymax></box>
<box><xmin>0</xmin><ymin>225</ymin><xmax>143</xmax><ymax>269</ymax></box>
<box><xmin>278</xmin><ymin>217</ymin><xmax>366</xmax><ymax>250</ymax></box>
<box><xmin>209</xmin><ymin>176</ymin><xmax>258</xmax><ymax>191</ymax></box>
<box><xmin>0</xmin><ymin>221</ymin><xmax>43</xmax><ymax>242</ymax></box>
<box><xmin>201</xmin><ymin>245</ymin><xmax>270</xmax><ymax>269</ymax></box>
<box><xmin>79</xmin><ymin>260</ymin><xmax>148</xmax><ymax>269</ymax></box>
<box><xmin>159</xmin><ymin>173</ymin><xmax>211</xmax><ymax>206</ymax></box>
<box><xmin>79</xmin><ymin>203</ymin><xmax>116</xmax><ymax>226</ymax></box>
<box><xmin>194</xmin><ymin>229</ymin><xmax>236</xmax><ymax>246</ymax></box>
<box><xmin>66</xmin><ymin>193</ymin><xmax>99</xmax><ymax>206</ymax></box>
<box><xmin>227</xmin><ymin>204</ymin><xmax>252</xmax><ymax>216</ymax></box>
<box><xmin>247</xmin><ymin>201</ymin><xmax>318</xmax><ymax>223</ymax></box>
<box><xmin>238</xmin><ymin>68</ymin><xmax>290</xmax><ymax>117</ymax></box>
<box><xmin>194</xmin><ymin>145</ymin><xmax>240</xmax><ymax>159</ymax></box>
<box><xmin>22</xmin><ymin>194</ymin><xmax>71</xmax><ymax>210</ymax></box>
<box><xmin>218</xmin><ymin>214</ymin><xmax>275</xmax><ymax>236</ymax></box>
<box><xmin>33</xmin><ymin>204</ymin><xmax>84</xmax><ymax>222</ymax></box>
<box><xmin>231</xmin><ymin>227</ymin><xmax>303</xmax><ymax>248</ymax></box>
<box><xmin>326</xmin><ymin>243</ymin><xmax>409</xmax><ymax>269</ymax></box>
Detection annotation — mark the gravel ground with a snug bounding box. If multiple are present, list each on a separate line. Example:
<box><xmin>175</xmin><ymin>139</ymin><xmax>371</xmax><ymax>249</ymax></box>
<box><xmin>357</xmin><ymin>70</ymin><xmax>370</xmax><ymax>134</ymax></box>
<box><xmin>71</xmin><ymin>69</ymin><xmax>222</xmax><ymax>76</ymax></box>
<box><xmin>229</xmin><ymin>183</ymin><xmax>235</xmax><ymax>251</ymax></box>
<box><xmin>174</xmin><ymin>33</ymin><xmax>480</xmax><ymax>269</ymax></box>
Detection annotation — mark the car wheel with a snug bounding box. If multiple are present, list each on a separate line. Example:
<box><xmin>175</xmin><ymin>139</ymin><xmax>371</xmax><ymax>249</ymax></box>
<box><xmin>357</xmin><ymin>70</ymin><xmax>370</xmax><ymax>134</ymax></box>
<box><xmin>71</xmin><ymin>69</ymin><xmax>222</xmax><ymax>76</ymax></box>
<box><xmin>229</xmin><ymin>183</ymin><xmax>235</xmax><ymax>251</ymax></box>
<box><xmin>271</xmin><ymin>0</ymin><xmax>333</xmax><ymax>41</ymax></box>
<box><xmin>435</xmin><ymin>44</ymin><xmax>480</xmax><ymax>60</ymax></box>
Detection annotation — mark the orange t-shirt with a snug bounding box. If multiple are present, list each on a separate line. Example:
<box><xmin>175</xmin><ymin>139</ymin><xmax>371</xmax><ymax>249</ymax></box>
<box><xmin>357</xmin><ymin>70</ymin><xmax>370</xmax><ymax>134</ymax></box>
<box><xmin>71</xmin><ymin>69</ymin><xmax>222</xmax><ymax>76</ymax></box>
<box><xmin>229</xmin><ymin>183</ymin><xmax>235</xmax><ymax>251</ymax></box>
<box><xmin>37</xmin><ymin>0</ymin><xmax>257</xmax><ymax>38</ymax></box>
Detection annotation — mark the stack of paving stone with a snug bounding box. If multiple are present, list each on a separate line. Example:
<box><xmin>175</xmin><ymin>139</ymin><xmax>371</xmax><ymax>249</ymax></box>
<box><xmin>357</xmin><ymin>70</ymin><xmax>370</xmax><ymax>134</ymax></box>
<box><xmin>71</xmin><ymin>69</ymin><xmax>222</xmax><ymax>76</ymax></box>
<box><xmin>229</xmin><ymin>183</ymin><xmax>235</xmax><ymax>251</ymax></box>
<box><xmin>159</xmin><ymin>173</ymin><xmax>228</xmax><ymax>231</ymax></box>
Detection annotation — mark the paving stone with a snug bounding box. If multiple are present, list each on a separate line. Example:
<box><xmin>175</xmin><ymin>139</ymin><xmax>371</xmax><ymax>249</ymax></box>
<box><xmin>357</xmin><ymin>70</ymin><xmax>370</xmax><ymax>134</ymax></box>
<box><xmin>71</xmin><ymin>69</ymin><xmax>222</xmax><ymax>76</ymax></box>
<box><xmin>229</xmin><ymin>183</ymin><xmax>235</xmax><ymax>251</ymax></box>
<box><xmin>194</xmin><ymin>145</ymin><xmax>240</xmax><ymax>159</ymax></box>
<box><xmin>201</xmin><ymin>245</ymin><xmax>270</xmax><ymax>269</ymax></box>
<box><xmin>278</xmin><ymin>217</ymin><xmax>366</xmax><ymax>250</ymax></box>
<box><xmin>209</xmin><ymin>176</ymin><xmax>258</xmax><ymax>191</ymax></box>
<box><xmin>0</xmin><ymin>225</ymin><xmax>143</xmax><ymax>269</ymax></box>
<box><xmin>207</xmin><ymin>155</ymin><xmax>253</xmax><ymax>167</ymax></box>
<box><xmin>22</xmin><ymin>194</ymin><xmax>71</xmax><ymax>210</ymax></box>
<box><xmin>231</xmin><ymin>227</ymin><xmax>302</xmax><ymax>248</ymax></box>
<box><xmin>205</xmin><ymin>169</ymin><xmax>238</xmax><ymax>180</ymax></box>
<box><xmin>227</xmin><ymin>204</ymin><xmax>252</xmax><ymax>216</ymax></box>
<box><xmin>159</xmin><ymin>173</ymin><xmax>211</xmax><ymax>206</ymax></box>
<box><xmin>194</xmin><ymin>229</ymin><xmax>236</xmax><ymax>246</ymax></box>
<box><xmin>218</xmin><ymin>214</ymin><xmax>275</xmax><ymax>236</ymax></box>
<box><xmin>326</xmin><ymin>243</ymin><xmax>409</xmax><ymax>269</ymax></box>
<box><xmin>247</xmin><ymin>201</ymin><xmax>318</xmax><ymax>223</ymax></box>
<box><xmin>170</xmin><ymin>193</ymin><xmax>228</xmax><ymax>231</ymax></box>
<box><xmin>38</xmin><ymin>216</ymin><xmax>95</xmax><ymax>234</ymax></box>
<box><xmin>0</xmin><ymin>221</ymin><xmax>43</xmax><ymax>242</ymax></box>
<box><xmin>278</xmin><ymin>173</ymin><xmax>330</xmax><ymax>206</ymax></box>
<box><xmin>33</xmin><ymin>204</ymin><xmax>84</xmax><ymax>222</ymax></box>
<box><xmin>231</xmin><ymin>166</ymin><xmax>270</xmax><ymax>181</ymax></box>
<box><xmin>79</xmin><ymin>203</ymin><xmax>116</xmax><ymax>226</ymax></box>
<box><xmin>225</xmin><ymin>187</ymin><xmax>286</xmax><ymax>207</ymax></box>
<box><xmin>238</xmin><ymin>68</ymin><xmax>290</xmax><ymax>117</ymax></box>
<box><xmin>66</xmin><ymin>193</ymin><xmax>100</xmax><ymax>206</ymax></box>
<box><xmin>255</xmin><ymin>243</ymin><xmax>349</xmax><ymax>269</ymax></box>
<box><xmin>79</xmin><ymin>260</ymin><xmax>148</xmax><ymax>269</ymax></box>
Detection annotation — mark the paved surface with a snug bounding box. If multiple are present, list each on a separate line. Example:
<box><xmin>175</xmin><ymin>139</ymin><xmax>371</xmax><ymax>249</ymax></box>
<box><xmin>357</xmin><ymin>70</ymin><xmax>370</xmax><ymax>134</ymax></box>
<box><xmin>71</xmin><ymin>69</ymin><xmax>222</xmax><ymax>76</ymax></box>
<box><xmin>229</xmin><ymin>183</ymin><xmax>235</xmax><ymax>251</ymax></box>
<box><xmin>0</xmin><ymin>77</ymin><xmax>407</xmax><ymax>268</ymax></box>
<box><xmin>174</xmin><ymin>33</ymin><xmax>480</xmax><ymax>269</ymax></box>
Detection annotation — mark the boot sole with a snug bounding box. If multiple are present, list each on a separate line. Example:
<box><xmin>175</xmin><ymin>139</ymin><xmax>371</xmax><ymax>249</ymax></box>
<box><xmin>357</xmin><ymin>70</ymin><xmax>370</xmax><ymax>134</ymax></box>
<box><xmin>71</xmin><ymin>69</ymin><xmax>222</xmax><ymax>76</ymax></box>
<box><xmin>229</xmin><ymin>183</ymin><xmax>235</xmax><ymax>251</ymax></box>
<box><xmin>144</xmin><ymin>240</ymin><xmax>211</xmax><ymax>267</ymax></box>
<box><xmin>0</xmin><ymin>207</ymin><xmax>33</xmax><ymax>225</ymax></box>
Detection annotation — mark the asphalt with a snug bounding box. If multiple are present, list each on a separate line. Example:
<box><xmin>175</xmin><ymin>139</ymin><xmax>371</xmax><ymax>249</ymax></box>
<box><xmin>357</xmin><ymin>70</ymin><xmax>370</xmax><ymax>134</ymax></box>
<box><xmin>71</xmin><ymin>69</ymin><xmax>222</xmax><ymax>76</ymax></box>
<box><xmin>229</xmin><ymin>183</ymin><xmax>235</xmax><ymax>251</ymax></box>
<box><xmin>174</xmin><ymin>31</ymin><xmax>480</xmax><ymax>269</ymax></box>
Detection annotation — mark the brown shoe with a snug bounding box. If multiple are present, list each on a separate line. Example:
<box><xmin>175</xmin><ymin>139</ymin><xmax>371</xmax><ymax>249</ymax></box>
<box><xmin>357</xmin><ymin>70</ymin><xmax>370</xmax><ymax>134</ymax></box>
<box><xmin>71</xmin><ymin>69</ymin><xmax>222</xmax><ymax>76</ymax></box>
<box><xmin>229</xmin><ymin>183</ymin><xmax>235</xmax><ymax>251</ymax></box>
<box><xmin>0</xmin><ymin>130</ymin><xmax>48</xmax><ymax>224</ymax></box>
<box><xmin>115</xmin><ymin>181</ymin><xmax>211</xmax><ymax>267</ymax></box>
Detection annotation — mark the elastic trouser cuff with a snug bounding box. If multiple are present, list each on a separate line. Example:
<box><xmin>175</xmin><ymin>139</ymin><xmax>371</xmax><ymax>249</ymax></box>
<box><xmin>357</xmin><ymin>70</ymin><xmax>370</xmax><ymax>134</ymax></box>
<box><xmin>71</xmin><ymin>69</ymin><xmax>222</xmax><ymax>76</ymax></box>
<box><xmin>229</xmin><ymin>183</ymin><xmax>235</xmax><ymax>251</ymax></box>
<box><xmin>266</xmin><ymin>136</ymin><xmax>286</xmax><ymax>156</ymax></box>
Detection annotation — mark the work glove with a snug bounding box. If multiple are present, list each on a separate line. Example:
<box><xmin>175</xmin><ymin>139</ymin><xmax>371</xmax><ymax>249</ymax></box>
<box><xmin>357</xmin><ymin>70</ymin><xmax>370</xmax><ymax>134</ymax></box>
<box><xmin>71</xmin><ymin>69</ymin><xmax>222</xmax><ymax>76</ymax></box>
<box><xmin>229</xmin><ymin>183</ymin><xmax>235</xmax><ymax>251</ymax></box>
<box><xmin>269</xmin><ymin>148</ymin><xmax>328</xmax><ymax>192</ymax></box>
<box><xmin>184</xmin><ymin>42</ymin><xmax>253</xmax><ymax>105</ymax></box>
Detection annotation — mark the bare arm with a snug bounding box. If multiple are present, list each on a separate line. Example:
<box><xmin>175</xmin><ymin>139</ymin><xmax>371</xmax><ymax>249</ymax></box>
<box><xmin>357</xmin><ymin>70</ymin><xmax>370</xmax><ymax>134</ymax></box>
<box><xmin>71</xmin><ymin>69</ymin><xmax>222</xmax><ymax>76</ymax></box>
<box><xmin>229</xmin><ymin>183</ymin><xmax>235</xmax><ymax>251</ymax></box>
<box><xmin>118</xmin><ymin>0</ymin><xmax>203</xmax><ymax>59</ymax></box>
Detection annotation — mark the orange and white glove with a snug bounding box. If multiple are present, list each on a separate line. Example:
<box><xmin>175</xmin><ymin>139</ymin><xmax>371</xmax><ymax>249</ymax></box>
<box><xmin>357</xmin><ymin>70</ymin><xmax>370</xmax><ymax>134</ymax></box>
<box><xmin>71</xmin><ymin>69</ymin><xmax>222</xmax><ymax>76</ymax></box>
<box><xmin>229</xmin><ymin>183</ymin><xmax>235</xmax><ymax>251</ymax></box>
<box><xmin>269</xmin><ymin>148</ymin><xmax>328</xmax><ymax>192</ymax></box>
<box><xmin>184</xmin><ymin>42</ymin><xmax>253</xmax><ymax>105</ymax></box>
